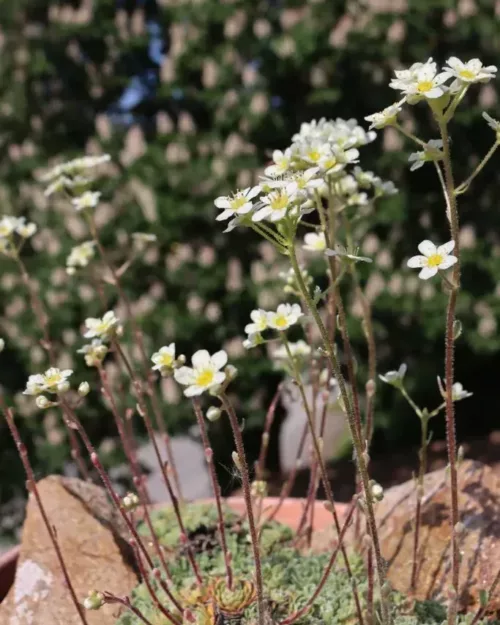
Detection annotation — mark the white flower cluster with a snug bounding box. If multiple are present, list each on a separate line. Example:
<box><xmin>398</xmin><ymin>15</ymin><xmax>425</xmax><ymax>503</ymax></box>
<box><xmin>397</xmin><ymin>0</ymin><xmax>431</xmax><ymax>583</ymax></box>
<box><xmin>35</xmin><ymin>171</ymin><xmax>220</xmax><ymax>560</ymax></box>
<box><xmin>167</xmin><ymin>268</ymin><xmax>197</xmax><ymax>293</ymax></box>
<box><xmin>366</xmin><ymin>57</ymin><xmax>497</xmax><ymax>129</ymax></box>
<box><xmin>78</xmin><ymin>311</ymin><xmax>122</xmax><ymax>367</ymax></box>
<box><xmin>215</xmin><ymin>117</ymin><xmax>396</xmax><ymax>232</ymax></box>
<box><xmin>243</xmin><ymin>304</ymin><xmax>303</xmax><ymax>349</ymax></box>
<box><xmin>41</xmin><ymin>154</ymin><xmax>110</xmax><ymax>197</ymax></box>
<box><xmin>66</xmin><ymin>241</ymin><xmax>96</xmax><ymax>274</ymax></box>
<box><xmin>0</xmin><ymin>216</ymin><xmax>37</xmax><ymax>256</ymax></box>
<box><xmin>24</xmin><ymin>368</ymin><xmax>73</xmax><ymax>407</ymax></box>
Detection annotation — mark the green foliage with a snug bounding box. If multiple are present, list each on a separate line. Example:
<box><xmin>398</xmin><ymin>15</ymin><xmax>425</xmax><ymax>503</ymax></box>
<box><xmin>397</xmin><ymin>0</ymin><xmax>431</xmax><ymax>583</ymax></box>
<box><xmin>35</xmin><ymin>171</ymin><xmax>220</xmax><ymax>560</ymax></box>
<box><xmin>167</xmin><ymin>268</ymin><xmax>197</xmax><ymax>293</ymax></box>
<box><xmin>119</xmin><ymin>503</ymin><xmax>496</xmax><ymax>625</ymax></box>
<box><xmin>2</xmin><ymin>0</ymin><xmax>500</xmax><ymax>531</ymax></box>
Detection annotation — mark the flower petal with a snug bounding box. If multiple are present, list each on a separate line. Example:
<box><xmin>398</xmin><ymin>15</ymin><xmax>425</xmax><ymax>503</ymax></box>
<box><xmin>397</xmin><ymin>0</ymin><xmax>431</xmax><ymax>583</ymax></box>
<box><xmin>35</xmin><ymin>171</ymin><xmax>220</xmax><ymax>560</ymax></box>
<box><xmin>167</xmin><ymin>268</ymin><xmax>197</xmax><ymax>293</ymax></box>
<box><xmin>174</xmin><ymin>366</ymin><xmax>195</xmax><ymax>385</ymax></box>
<box><xmin>438</xmin><ymin>255</ymin><xmax>458</xmax><ymax>269</ymax></box>
<box><xmin>418</xmin><ymin>240</ymin><xmax>437</xmax><ymax>257</ymax></box>
<box><xmin>192</xmin><ymin>350</ymin><xmax>211</xmax><ymax>369</ymax></box>
<box><xmin>407</xmin><ymin>255</ymin><xmax>427</xmax><ymax>268</ymax></box>
<box><xmin>211</xmin><ymin>350</ymin><xmax>228</xmax><ymax>370</ymax></box>
<box><xmin>184</xmin><ymin>385</ymin><xmax>203</xmax><ymax>397</ymax></box>
<box><xmin>214</xmin><ymin>197</ymin><xmax>230</xmax><ymax>209</ymax></box>
<box><xmin>419</xmin><ymin>266</ymin><xmax>438</xmax><ymax>280</ymax></box>
<box><xmin>437</xmin><ymin>240</ymin><xmax>455</xmax><ymax>255</ymax></box>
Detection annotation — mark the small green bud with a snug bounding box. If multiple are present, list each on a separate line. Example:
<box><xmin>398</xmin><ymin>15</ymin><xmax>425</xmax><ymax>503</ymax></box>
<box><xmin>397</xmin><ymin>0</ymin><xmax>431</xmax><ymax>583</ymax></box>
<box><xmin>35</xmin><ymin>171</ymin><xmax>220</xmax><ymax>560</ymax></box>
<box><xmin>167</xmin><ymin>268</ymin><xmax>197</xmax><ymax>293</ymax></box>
<box><xmin>83</xmin><ymin>590</ymin><xmax>105</xmax><ymax>610</ymax></box>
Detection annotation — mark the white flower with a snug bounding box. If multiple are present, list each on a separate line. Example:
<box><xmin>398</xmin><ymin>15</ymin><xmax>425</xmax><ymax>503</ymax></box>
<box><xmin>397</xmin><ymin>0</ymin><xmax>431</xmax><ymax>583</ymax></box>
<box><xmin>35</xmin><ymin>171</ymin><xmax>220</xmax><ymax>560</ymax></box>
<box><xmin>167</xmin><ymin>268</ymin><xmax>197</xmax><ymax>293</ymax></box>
<box><xmin>132</xmin><ymin>232</ymin><xmax>157</xmax><ymax>246</ymax></box>
<box><xmin>272</xmin><ymin>340</ymin><xmax>311</xmax><ymax>361</ymax></box>
<box><xmin>215</xmin><ymin>187</ymin><xmax>261</xmax><ymax>221</ymax></box>
<box><xmin>41</xmin><ymin>154</ymin><xmax>111</xmax><ymax>182</ymax></box>
<box><xmin>408</xmin><ymin>139</ymin><xmax>444</xmax><ymax>171</ymax></box>
<box><xmin>122</xmin><ymin>492</ymin><xmax>139</xmax><ymax>511</ymax></box>
<box><xmin>407</xmin><ymin>240</ymin><xmax>457</xmax><ymax>280</ymax></box>
<box><xmin>264</xmin><ymin>148</ymin><xmax>293</xmax><ymax>177</ymax></box>
<box><xmin>267</xmin><ymin>303</ymin><xmax>303</xmax><ymax>331</ymax></box>
<box><xmin>84</xmin><ymin>310</ymin><xmax>121</xmax><ymax>340</ymax></box>
<box><xmin>365</xmin><ymin>103</ymin><xmax>402</xmax><ymax>129</ymax></box>
<box><xmin>151</xmin><ymin>344</ymin><xmax>176</xmax><ymax>372</ymax></box>
<box><xmin>347</xmin><ymin>192</ymin><xmax>369</xmax><ymax>207</ymax></box>
<box><xmin>319</xmin><ymin>145</ymin><xmax>359</xmax><ymax>175</ymax></box>
<box><xmin>24</xmin><ymin>367</ymin><xmax>73</xmax><ymax>395</ymax></box>
<box><xmin>78</xmin><ymin>381</ymin><xmax>90</xmax><ymax>397</ymax></box>
<box><xmin>303</xmin><ymin>232</ymin><xmax>327</xmax><ymax>253</ymax></box>
<box><xmin>72</xmin><ymin>191</ymin><xmax>101</xmax><ymax>211</ymax></box>
<box><xmin>0</xmin><ymin>216</ymin><xmax>21</xmax><ymax>239</ymax></box>
<box><xmin>390</xmin><ymin>58</ymin><xmax>448</xmax><ymax>102</ymax></box>
<box><xmin>243</xmin><ymin>332</ymin><xmax>263</xmax><ymax>350</ymax></box>
<box><xmin>353</xmin><ymin>167</ymin><xmax>380</xmax><ymax>188</ymax></box>
<box><xmin>379</xmin><ymin>363</ymin><xmax>407</xmax><ymax>386</ymax></box>
<box><xmin>287</xmin><ymin>168</ymin><xmax>323</xmax><ymax>195</ymax></box>
<box><xmin>35</xmin><ymin>395</ymin><xmax>52</xmax><ymax>409</ymax></box>
<box><xmin>374</xmin><ymin>179</ymin><xmax>398</xmax><ymax>196</ymax></box>
<box><xmin>298</xmin><ymin>142</ymin><xmax>331</xmax><ymax>166</ymax></box>
<box><xmin>252</xmin><ymin>184</ymin><xmax>297</xmax><ymax>222</ymax></box>
<box><xmin>451</xmin><ymin>382</ymin><xmax>473</xmax><ymax>401</ymax></box>
<box><xmin>78</xmin><ymin>340</ymin><xmax>108</xmax><ymax>367</ymax></box>
<box><xmin>174</xmin><ymin>349</ymin><xmax>228</xmax><ymax>397</ymax></box>
<box><xmin>67</xmin><ymin>241</ymin><xmax>96</xmax><ymax>270</ymax></box>
<box><xmin>15</xmin><ymin>219</ymin><xmax>37</xmax><ymax>238</ymax></box>
<box><xmin>245</xmin><ymin>309</ymin><xmax>268</xmax><ymax>335</ymax></box>
<box><xmin>441</xmin><ymin>57</ymin><xmax>497</xmax><ymax>93</ymax></box>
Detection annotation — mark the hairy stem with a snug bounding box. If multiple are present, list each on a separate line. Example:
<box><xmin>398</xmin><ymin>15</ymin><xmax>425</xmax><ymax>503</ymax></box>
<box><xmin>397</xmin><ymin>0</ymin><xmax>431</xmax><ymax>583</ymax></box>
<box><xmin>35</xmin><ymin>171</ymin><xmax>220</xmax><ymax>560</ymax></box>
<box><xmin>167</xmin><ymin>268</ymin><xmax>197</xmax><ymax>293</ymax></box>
<box><xmin>410</xmin><ymin>414</ymin><xmax>429</xmax><ymax>592</ymax></box>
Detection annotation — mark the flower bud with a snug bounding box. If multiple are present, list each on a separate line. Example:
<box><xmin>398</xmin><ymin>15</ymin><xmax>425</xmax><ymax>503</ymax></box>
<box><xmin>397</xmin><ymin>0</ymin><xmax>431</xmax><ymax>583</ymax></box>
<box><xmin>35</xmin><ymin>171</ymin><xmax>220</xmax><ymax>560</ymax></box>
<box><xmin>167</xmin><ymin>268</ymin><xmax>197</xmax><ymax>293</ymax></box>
<box><xmin>371</xmin><ymin>482</ymin><xmax>384</xmax><ymax>502</ymax></box>
<box><xmin>251</xmin><ymin>480</ymin><xmax>267</xmax><ymax>498</ymax></box>
<box><xmin>0</xmin><ymin>338</ymin><xmax>4</xmax><ymax>353</ymax></box>
<box><xmin>78</xmin><ymin>381</ymin><xmax>90</xmax><ymax>397</ymax></box>
<box><xmin>83</xmin><ymin>590</ymin><xmax>105</xmax><ymax>611</ymax></box>
<box><xmin>225</xmin><ymin>364</ymin><xmax>238</xmax><ymax>380</ymax></box>
<box><xmin>232</xmin><ymin>451</ymin><xmax>242</xmax><ymax>472</ymax></box>
<box><xmin>206</xmin><ymin>406</ymin><xmax>221</xmax><ymax>422</ymax></box>
<box><xmin>35</xmin><ymin>395</ymin><xmax>51</xmax><ymax>409</ymax></box>
<box><xmin>176</xmin><ymin>354</ymin><xmax>186</xmax><ymax>366</ymax></box>
<box><xmin>122</xmin><ymin>492</ymin><xmax>139</xmax><ymax>511</ymax></box>
<box><xmin>365</xmin><ymin>379</ymin><xmax>376</xmax><ymax>398</ymax></box>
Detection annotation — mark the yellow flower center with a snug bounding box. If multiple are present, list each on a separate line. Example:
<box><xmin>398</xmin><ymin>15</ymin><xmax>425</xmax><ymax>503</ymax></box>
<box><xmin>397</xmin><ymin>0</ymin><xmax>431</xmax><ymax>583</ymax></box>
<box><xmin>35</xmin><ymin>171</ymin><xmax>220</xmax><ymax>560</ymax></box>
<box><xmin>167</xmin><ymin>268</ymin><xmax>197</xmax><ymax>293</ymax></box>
<box><xmin>307</xmin><ymin>150</ymin><xmax>321</xmax><ymax>162</ymax></box>
<box><xmin>95</xmin><ymin>322</ymin><xmax>110</xmax><ymax>334</ymax></box>
<box><xmin>417</xmin><ymin>80</ymin><xmax>433</xmax><ymax>93</ymax></box>
<box><xmin>270</xmin><ymin>193</ymin><xmax>289</xmax><ymax>211</ymax></box>
<box><xmin>323</xmin><ymin>158</ymin><xmax>337</xmax><ymax>170</ymax></box>
<box><xmin>274</xmin><ymin>315</ymin><xmax>288</xmax><ymax>328</ymax></box>
<box><xmin>196</xmin><ymin>369</ymin><xmax>214</xmax><ymax>387</ymax></box>
<box><xmin>256</xmin><ymin>318</ymin><xmax>267</xmax><ymax>331</ymax></box>
<box><xmin>277</xmin><ymin>158</ymin><xmax>288</xmax><ymax>170</ymax></box>
<box><xmin>230</xmin><ymin>196</ymin><xmax>247</xmax><ymax>211</ymax></box>
<box><xmin>427</xmin><ymin>253</ymin><xmax>443</xmax><ymax>268</ymax></box>
<box><xmin>459</xmin><ymin>69</ymin><xmax>475</xmax><ymax>80</ymax></box>
<box><xmin>159</xmin><ymin>353</ymin><xmax>174</xmax><ymax>367</ymax></box>
<box><xmin>0</xmin><ymin>226</ymin><xmax>11</xmax><ymax>236</ymax></box>
<box><xmin>44</xmin><ymin>373</ymin><xmax>62</xmax><ymax>386</ymax></box>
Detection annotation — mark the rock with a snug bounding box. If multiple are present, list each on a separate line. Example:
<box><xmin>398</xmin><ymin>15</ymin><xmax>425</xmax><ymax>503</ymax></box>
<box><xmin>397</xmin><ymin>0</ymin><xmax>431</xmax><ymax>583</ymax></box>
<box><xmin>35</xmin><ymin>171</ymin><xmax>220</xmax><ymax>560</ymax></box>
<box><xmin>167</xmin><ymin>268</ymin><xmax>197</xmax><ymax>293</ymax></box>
<box><xmin>376</xmin><ymin>460</ymin><xmax>500</xmax><ymax>614</ymax></box>
<box><xmin>0</xmin><ymin>476</ymin><xmax>138</xmax><ymax>625</ymax></box>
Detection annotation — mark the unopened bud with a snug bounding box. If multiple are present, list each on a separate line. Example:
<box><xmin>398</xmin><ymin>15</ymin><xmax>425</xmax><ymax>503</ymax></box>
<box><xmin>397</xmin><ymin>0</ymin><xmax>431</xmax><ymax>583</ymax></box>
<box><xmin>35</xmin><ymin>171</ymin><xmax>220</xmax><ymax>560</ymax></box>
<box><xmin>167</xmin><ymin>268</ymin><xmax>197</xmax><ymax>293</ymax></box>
<box><xmin>78</xmin><ymin>381</ymin><xmax>90</xmax><ymax>397</ymax></box>
<box><xmin>457</xmin><ymin>445</ymin><xmax>464</xmax><ymax>465</ymax></box>
<box><xmin>206</xmin><ymin>406</ymin><xmax>221</xmax><ymax>422</ymax></box>
<box><xmin>371</xmin><ymin>483</ymin><xmax>384</xmax><ymax>502</ymax></box>
<box><xmin>232</xmin><ymin>451</ymin><xmax>242</xmax><ymax>471</ymax></box>
<box><xmin>225</xmin><ymin>364</ymin><xmax>238</xmax><ymax>381</ymax></box>
<box><xmin>35</xmin><ymin>395</ymin><xmax>51</xmax><ymax>409</ymax></box>
<box><xmin>261</xmin><ymin>432</ymin><xmax>270</xmax><ymax>447</ymax></box>
<box><xmin>176</xmin><ymin>354</ymin><xmax>186</xmax><ymax>366</ymax></box>
<box><xmin>83</xmin><ymin>590</ymin><xmax>105</xmax><ymax>611</ymax></box>
<box><xmin>365</xmin><ymin>379</ymin><xmax>376</xmax><ymax>398</ymax></box>
<box><xmin>454</xmin><ymin>521</ymin><xmax>465</xmax><ymax>536</ymax></box>
<box><xmin>122</xmin><ymin>492</ymin><xmax>139</xmax><ymax>511</ymax></box>
<box><xmin>0</xmin><ymin>338</ymin><xmax>4</xmax><ymax>353</ymax></box>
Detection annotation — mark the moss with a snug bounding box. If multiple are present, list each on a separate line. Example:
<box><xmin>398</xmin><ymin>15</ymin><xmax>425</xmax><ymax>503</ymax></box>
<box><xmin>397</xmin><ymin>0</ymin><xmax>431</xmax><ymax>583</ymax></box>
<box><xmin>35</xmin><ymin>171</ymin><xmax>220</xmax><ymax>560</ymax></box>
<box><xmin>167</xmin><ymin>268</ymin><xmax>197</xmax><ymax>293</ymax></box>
<box><xmin>118</xmin><ymin>503</ymin><xmax>499</xmax><ymax>625</ymax></box>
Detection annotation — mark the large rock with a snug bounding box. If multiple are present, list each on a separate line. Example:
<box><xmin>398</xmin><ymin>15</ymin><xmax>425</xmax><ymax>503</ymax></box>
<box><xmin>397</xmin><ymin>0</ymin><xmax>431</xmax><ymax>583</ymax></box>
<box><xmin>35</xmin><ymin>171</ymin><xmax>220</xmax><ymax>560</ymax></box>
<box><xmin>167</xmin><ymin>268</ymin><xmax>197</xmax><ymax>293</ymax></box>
<box><xmin>376</xmin><ymin>460</ymin><xmax>500</xmax><ymax>613</ymax></box>
<box><xmin>0</xmin><ymin>476</ymin><xmax>138</xmax><ymax>625</ymax></box>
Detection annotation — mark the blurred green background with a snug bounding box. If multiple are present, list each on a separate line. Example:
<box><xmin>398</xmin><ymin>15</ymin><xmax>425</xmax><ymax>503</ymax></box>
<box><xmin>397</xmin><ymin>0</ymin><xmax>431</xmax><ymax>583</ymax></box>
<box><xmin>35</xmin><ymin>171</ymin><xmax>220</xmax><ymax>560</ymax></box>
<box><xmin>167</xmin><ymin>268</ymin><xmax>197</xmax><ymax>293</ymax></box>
<box><xmin>1</xmin><ymin>0</ymin><xmax>500</xmax><ymax>536</ymax></box>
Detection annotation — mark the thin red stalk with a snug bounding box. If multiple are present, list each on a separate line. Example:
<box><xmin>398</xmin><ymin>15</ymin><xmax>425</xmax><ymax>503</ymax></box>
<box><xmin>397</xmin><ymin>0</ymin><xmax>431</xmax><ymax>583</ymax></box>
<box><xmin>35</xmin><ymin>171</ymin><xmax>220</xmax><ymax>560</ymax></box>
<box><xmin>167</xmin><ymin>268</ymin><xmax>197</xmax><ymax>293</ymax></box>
<box><xmin>366</xmin><ymin>546</ymin><xmax>374</xmax><ymax>625</ymax></box>
<box><xmin>130</xmin><ymin>540</ymin><xmax>182</xmax><ymax>625</ymax></box>
<box><xmin>192</xmin><ymin>398</ymin><xmax>233</xmax><ymax>589</ymax></box>
<box><xmin>103</xmin><ymin>593</ymin><xmax>155</xmax><ymax>625</ymax></box>
<box><xmin>88</xmin><ymin>214</ymin><xmax>183</xmax><ymax>500</ymax></box>
<box><xmin>279</xmin><ymin>500</ymin><xmax>356</xmax><ymax>625</ymax></box>
<box><xmin>410</xmin><ymin>416</ymin><xmax>429</xmax><ymax>592</ymax></box>
<box><xmin>4</xmin><ymin>407</ymin><xmax>89</xmax><ymax>625</ymax></box>
<box><xmin>114</xmin><ymin>341</ymin><xmax>202</xmax><ymax>584</ymax></box>
<box><xmin>99</xmin><ymin>366</ymin><xmax>150</xmax><ymax>502</ymax></box>
<box><xmin>470</xmin><ymin>567</ymin><xmax>500</xmax><ymax>625</ymax></box>
<box><xmin>60</xmin><ymin>401</ymin><xmax>154</xmax><ymax>569</ymax></box>
<box><xmin>255</xmin><ymin>385</ymin><xmax>281</xmax><ymax>480</ymax></box>
<box><xmin>221</xmin><ymin>392</ymin><xmax>265</xmax><ymax>625</ymax></box>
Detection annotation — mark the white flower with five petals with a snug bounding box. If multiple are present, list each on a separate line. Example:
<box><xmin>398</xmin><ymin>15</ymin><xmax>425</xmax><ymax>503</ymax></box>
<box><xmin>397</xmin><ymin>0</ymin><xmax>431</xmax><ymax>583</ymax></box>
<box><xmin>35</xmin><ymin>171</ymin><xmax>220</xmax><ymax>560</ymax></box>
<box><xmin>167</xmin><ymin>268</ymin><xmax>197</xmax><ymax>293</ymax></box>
<box><xmin>84</xmin><ymin>310</ymin><xmax>121</xmax><ymax>340</ymax></box>
<box><xmin>303</xmin><ymin>232</ymin><xmax>326</xmax><ymax>252</ymax></box>
<box><xmin>245</xmin><ymin>309</ymin><xmax>268</xmax><ymax>335</ymax></box>
<box><xmin>72</xmin><ymin>191</ymin><xmax>101</xmax><ymax>212</ymax></box>
<box><xmin>264</xmin><ymin>148</ymin><xmax>293</xmax><ymax>177</ymax></box>
<box><xmin>365</xmin><ymin>103</ymin><xmax>402</xmax><ymax>130</ymax></box>
<box><xmin>441</xmin><ymin>57</ymin><xmax>497</xmax><ymax>93</ymax></box>
<box><xmin>390</xmin><ymin>58</ymin><xmax>448</xmax><ymax>103</ymax></box>
<box><xmin>407</xmin><ymin>240</ymin><xmax>457</xmax><ymax>280</ymax></box>
<box><xmin>214</xmin><ymin>187</ymin><xmax>261</xmax><ymax>221</ymax></box>
<box><xmin>151</xmin><ymin>344</ymin><xmax>176</xmax><ymax>372</ymax></box>
<box><xmin>267</xmin><ymin>303</ymin><xmax>303</xmax><ymax>331</ymax></box>
<box><xmin>252</xmin><ymin>184</ymin><xmax>297</xmax><ymax>222</ymax></box>
<box><xmin>174</xmin><ymin>349</ymin><xmax>227</xmax><ymax>396</ymax></box>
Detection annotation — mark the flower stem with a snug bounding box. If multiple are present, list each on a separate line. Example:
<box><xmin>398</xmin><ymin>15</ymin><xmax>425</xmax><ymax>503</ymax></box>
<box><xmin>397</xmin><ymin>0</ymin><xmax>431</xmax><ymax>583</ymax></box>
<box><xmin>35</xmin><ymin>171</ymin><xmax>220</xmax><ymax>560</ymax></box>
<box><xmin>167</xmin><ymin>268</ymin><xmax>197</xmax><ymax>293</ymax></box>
<box><xmin>410</xmin><ymin>412</ymin><xmax>429</xmax><ymax>592</ymax></box>
<box><xmin>289</xmin><ymin>244</ymin><xmax>390</xmax><ymax>625</ymax></box>
<box><xmin>192</xmin><ymin>398</ymin><xmax>233</xmax><ymax>589</ymax></box>
<box><xmin>4</xmin><ymin>406</ymin><xmax>90</xmax><ymax>625</ymax></box>
<box><xmin>220</xmin><ymin>391</ymin><xmax>265</xmax><ymax>625</ymax></box>
<box><xmin>455</xmin><ymin>140</ymin><xmax>499</xmax><ymax>196</ymax></box>
<box><xmin>437</xmin><ymin>118</ymin><xmax>461</xmax><ymax>625</ymax></box>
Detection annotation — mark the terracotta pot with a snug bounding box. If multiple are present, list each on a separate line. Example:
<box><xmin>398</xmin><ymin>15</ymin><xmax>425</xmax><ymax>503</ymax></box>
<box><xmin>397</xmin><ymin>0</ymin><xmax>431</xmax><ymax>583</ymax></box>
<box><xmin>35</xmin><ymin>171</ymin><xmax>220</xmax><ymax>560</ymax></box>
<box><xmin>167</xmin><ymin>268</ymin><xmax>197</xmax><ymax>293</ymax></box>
<box><xmin>0</xmin><ymin>546</ymin><xmax>19</xmax><ymax>603</ymax></box>
<box><xmin>0</xmin><ymin>497</ymin><xmax>345</xmax><ymax>604</ymax></box>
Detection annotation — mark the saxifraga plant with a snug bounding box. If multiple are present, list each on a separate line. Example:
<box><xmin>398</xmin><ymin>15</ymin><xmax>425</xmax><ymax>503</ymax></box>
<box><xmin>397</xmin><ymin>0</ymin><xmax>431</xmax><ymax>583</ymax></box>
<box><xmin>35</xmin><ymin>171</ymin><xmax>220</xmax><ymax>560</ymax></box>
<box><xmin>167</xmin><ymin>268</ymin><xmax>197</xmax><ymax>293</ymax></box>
<box><xmin>3</xmin><ymin>54</ymin><xmax>500</xmax><ymax>625</ymax></box>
